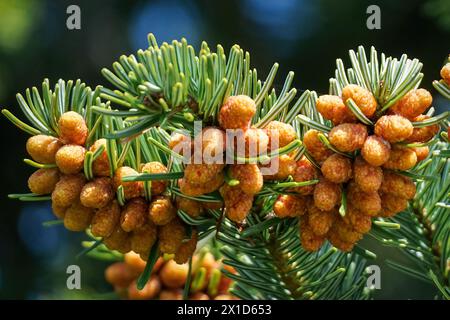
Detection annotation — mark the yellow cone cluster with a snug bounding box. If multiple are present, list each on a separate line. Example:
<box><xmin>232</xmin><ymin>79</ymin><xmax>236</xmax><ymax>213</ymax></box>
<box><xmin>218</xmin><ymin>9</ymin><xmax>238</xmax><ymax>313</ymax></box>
<box><xmin>23</xmin><ymin>88</ymin><xmax>440</xmax><ymax>257</ymax></box>
<box><xmin>26</xmin><ymin>111</ymin><xmax>198</xmax><ymax>263</ymax></box>
<box><xmin>276</xmin><ymin>84</ymin><xmax>439</xmax><ymax>251</ymax></box>
<box><xmin>105</xmin><ymin>251</ymin><xmax>237</xmax><ymax>300</ymax></box>
<box><xmin>176</xmin><ymin>95</ymin><xmax>304</xmax><ymax>223</ymax></box>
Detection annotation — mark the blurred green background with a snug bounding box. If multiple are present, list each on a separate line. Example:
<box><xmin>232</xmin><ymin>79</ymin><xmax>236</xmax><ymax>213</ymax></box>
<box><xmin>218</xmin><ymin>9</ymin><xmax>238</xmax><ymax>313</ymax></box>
<box><xmin>0</xmin><ymin>0</ymin><xmax>448</xmax><ymax>299</ymax></box>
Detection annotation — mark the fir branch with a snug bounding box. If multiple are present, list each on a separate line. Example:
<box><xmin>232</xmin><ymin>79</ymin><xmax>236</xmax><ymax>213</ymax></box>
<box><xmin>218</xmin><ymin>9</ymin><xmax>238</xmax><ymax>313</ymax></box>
<box><xmin>100</xmin><ymin>34</ymin><xmax>299</xmax><ymax>136</ymax></box>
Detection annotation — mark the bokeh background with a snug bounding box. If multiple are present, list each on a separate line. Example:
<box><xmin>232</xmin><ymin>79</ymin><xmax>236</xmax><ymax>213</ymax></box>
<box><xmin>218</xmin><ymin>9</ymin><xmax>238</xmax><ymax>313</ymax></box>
<box><xmin>0</xmin><ymin>0</ymin><xmax>449</xmax><ymax>299</ymax></box>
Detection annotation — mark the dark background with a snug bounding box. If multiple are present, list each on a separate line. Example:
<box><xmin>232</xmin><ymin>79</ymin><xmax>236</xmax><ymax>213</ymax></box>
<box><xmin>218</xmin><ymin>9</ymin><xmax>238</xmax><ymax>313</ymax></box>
<box><xmin>0</xmin><ymin>0</ymin><xmax>448</xmax><ymax>299</ymax></box>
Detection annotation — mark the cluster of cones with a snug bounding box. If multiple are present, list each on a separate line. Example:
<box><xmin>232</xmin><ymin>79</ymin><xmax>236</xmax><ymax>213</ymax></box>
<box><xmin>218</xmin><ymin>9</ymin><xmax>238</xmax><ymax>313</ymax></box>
<box><xmin>272</xmin><ymin>84</ymin><xmax>440</xmax><ymax>251</ymax></box>
<box><xmin>105</xmin><ymin>251</ymin><xmax>237</xmax><ymax>300</ymax></box>
<box><xmin>25</xmin><ymin>111</ymin><xmax>196</xmax><ymax>263</ymax></box>
<box><xmin>21</xmin><ymin>87</ymin><xmax>443</xmax><ymax>257</ymax></box>
<box><xmin>174</xmin><ymin>95</ymin><xmax>302</xmax><ymax>223</ymax></box>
